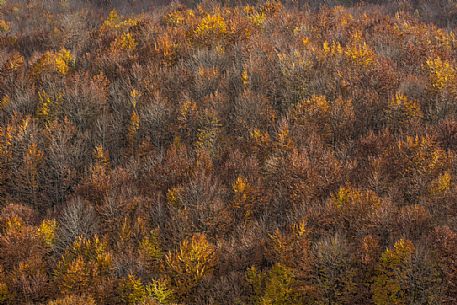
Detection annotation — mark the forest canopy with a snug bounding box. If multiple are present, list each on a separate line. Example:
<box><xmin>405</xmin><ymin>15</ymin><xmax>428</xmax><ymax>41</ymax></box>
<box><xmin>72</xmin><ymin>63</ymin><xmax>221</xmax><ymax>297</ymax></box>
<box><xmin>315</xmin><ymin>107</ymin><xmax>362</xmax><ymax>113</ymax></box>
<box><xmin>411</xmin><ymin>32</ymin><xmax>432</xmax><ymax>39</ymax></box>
<box><xmin>1</xmin><ymin>0</ymin><xmax>457</xmax><ymax>304</ymax></box>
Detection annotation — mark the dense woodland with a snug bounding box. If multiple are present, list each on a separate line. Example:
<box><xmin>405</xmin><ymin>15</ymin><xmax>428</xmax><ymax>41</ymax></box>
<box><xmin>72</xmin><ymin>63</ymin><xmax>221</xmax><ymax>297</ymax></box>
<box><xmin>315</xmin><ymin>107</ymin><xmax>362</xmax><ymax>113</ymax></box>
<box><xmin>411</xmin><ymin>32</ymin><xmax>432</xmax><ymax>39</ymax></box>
<box><xmin>1</xmin><ymin>0</ymin><xmax>457</xmax><ymax>304</ymax></box>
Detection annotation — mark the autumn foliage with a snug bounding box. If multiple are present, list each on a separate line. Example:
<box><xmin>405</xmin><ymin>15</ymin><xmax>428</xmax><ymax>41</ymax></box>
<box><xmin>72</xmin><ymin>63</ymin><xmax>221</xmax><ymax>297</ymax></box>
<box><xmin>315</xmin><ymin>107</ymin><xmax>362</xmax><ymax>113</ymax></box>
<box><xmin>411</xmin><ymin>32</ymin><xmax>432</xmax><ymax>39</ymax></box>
<box><xmin>1</xmin><ymin>0</ymin><xmax>457</xmax><ymax>304</ymax></box>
